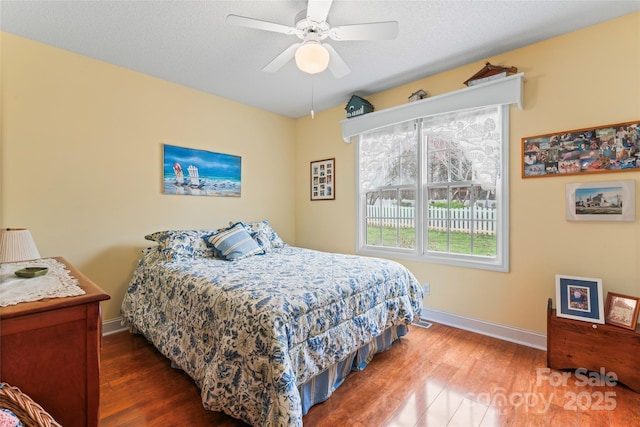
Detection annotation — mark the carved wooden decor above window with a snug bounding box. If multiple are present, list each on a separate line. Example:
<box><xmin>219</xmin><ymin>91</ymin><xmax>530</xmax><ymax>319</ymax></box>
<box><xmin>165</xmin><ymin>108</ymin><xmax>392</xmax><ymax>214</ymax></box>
<box><xmin>464</xmin><ymin>62</ymin><xmax>518</xmax><ymax>87</ymax></box>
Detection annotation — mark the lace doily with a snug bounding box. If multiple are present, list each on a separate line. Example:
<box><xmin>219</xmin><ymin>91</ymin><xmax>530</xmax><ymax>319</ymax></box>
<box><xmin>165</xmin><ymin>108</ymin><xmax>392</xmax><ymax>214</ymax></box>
<box><xmin>0</xmin><ymin>259</ymin><xmax>86</xmax><ymax>307</ymax></box>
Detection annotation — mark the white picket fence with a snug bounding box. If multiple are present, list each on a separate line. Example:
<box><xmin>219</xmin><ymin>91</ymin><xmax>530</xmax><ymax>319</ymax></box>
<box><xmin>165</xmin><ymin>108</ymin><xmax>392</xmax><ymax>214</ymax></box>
<box><xmin>366</xmin><ymin>205</ymin><xmax>496</xmax><ymax>235</ymax></box>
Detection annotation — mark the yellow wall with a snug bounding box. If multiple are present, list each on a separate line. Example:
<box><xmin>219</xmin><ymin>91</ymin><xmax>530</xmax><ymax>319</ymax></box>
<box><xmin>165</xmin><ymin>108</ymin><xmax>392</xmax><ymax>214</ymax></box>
<box><xmin>1</xmin><ymin>33</ymin><xmax>296</xmax><ymax>320</ymax></box>
<box><xmin>2</xmin><ymin>13</ymin><xmax>639</xmax><ymax>334</ymax></box>
<box><xmin>295</xmin><ymin>13</ymin><xmax>640</xmax><ymax>333</ymax></box>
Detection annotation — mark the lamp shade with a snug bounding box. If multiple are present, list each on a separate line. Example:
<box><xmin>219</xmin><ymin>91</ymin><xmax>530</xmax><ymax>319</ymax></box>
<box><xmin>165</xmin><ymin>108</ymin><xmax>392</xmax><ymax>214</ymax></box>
<box><xmin>295</xmin><ymin>41</ymin><xmax>330</xmax><ymax>74</ymax></box>
<box><xmin>0</xmin><ymin>228</ymin><xmax>41</xmax><ymax>262</ymax></box>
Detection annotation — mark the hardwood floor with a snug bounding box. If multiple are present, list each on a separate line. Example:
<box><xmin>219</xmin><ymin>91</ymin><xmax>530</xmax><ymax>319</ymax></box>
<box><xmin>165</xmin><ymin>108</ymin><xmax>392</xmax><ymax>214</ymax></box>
<box><xmin>99</xmin><ymin>323</ymin><xmax>640</xmax><ymax>426</ymax></box>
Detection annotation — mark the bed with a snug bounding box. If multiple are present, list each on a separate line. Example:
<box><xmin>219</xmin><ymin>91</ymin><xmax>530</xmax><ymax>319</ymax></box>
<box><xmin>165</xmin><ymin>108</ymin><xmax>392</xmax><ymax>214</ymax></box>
<box><xmin>121</xmin><ymin>221</ymin><xmax>423</xmax><ymax>426</ymax></box>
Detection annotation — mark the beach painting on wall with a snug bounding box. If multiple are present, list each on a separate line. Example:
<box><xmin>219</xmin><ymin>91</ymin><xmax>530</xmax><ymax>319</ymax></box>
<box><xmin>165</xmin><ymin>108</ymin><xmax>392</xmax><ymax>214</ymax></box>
<box><xmin>162</xmin><ymin>144</ymin><xmax>241</xmax><ymax>197</ymax></box>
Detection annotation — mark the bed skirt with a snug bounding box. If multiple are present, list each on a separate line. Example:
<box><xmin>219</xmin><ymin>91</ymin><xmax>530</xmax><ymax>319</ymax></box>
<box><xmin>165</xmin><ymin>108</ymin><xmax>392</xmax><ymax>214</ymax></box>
<box><xmin>298</xmin><ymin>324</ymin><xmax>408</xmax><ymax>415</ymax></box>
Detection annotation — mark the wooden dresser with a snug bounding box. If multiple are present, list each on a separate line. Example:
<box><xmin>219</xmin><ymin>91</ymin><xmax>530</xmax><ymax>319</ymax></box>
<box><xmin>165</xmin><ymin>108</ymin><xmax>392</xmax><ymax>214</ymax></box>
<box><xmin>547</xmin><ymin>298</ymin><xmax>640</xmax><ymax>393</ymax></box>
<box><xmin>0</xmin><ymin>257</ymin><xmax>110</xmax><ymax>427</ymax></box>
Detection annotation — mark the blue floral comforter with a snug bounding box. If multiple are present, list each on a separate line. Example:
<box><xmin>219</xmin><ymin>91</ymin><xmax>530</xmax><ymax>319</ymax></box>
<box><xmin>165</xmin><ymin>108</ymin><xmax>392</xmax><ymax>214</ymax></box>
<box><xmin>121</xmin><ymin>246</ymin><xmax>423</xmax><ymax>426</ymax></box>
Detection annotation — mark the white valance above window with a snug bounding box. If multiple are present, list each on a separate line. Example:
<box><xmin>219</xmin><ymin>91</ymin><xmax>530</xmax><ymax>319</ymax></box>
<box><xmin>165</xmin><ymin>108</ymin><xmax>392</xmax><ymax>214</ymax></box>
<box><xmin>340</xmin><ymin>73</ymin><xmax>524</xmax><ymax>143</ymax></box>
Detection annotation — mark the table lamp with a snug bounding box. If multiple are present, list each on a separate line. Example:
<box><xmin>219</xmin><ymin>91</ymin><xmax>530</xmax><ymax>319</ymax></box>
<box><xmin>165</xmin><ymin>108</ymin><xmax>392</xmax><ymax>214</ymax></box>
<box><xmin>0</xmin><ymin>228</ymin><xmax>41</xmax><ymax>262</ymax></box>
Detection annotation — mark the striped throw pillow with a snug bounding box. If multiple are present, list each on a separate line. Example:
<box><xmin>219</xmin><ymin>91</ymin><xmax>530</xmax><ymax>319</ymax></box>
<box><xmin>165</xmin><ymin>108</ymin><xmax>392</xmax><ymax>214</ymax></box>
<box><xmin>207</xmin><ymin>223</ymin><xmax>263</xmax><ymax>260</ymax></box>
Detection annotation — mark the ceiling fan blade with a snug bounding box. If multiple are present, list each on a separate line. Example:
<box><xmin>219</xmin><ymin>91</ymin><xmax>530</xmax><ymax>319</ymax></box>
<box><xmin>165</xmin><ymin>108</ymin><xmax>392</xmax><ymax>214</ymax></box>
<box><xmin>323</xmin><ymin>44</ymin><xmax>350</xmax><ymax>79</ymax></box>
<box><xmin>330</xmin><ymin>21</ymin><xmax>399</xmax><ymax>41</ymax></box>
<box><xmin>226</xmin><ymin>14</ymin><xmax>297</xmax><ymax>35</ymax></box>
<box><xmin>306</xmin><ymin>0</ymin><xmax>333</xmax><ymax>22</ymax></box>
<box><xmin>262</xmin><ymin>43</ymin><xmax>302</xmax><ymax>72</ymax></box>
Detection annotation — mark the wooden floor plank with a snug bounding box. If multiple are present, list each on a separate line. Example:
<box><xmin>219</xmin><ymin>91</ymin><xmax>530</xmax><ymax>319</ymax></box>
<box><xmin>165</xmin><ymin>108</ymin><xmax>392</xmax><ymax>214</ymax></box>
<box><xmin>99</xmin><ymin>323</ymin><xmax>640</xmax><ymax>426</ymax></box>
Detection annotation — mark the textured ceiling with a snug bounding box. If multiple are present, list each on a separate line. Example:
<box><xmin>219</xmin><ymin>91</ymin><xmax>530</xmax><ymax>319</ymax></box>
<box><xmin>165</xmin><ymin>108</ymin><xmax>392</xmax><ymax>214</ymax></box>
<box><xmin>2</xmin><ymin>1</ymin><xmax>639</xmax><ymax>118</ymax></box>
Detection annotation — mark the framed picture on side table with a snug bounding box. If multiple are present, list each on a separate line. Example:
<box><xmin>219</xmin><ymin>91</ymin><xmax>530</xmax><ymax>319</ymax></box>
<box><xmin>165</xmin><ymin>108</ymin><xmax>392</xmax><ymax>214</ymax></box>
<box><xmin>310</xmin><ymin>158</ymin><xmax>335</xmax><ymax>201</ymax></box>
<box><xmin>555</xmin><ymin>274</ymin><xmax>604</xmax><ymax>323</ymax></box>
<box><xmin>604</xmin><ymin>292</ymin><xmax>640</xmax><ymax>330</ymax></box>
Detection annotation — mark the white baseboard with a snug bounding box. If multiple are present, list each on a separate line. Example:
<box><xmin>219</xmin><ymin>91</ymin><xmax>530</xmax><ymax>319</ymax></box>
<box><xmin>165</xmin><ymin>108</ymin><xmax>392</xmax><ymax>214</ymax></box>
<box><xmin>421</xmin><ymin>308</ymin><xmax>547</xmax><ymax>351</ymax></box>
<box><xmin>102</xmin><ymin>317</ymin><xmax>128</xmax><ymax>336</ymax></box>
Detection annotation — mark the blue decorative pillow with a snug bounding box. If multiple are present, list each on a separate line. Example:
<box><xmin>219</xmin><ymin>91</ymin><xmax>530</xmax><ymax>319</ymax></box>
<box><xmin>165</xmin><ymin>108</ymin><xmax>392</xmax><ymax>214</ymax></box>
<box><xmin>231</xmin><ymin>220</ymin><xmax>286</xmax><ymax>248</ymax></box>
<box><xmin>207</xmin><ymin>223</ymin><xmax>263</xmax><ymax>260</ymax></box>
<box><xmin>144</xmin><ymin>229</ymin><xmax>220</xmax><ymax>261</ymax></box>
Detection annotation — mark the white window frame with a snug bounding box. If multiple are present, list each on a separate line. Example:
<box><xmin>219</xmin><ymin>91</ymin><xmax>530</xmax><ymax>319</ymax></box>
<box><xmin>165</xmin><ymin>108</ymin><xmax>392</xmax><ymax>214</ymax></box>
<box><xmin>344</xmin><ymin>74</ymin><xmax>524</xmax><ymax>272</ymax></box>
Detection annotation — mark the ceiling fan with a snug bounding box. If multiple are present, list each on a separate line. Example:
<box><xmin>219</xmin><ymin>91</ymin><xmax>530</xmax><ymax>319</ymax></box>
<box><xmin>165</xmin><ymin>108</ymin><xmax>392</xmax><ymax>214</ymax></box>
<box><xmin>226</xmin><ymin>0</ymin><xmax>399</xmax><ymax>78</ymax></box>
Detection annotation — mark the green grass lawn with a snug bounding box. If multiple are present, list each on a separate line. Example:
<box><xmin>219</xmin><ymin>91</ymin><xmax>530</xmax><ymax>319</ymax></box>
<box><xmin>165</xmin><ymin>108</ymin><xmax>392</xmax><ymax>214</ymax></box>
<box><xmin>367</xmin><ymin>226</ymin><xmax>496</xmax><ymax>256</ymax></box>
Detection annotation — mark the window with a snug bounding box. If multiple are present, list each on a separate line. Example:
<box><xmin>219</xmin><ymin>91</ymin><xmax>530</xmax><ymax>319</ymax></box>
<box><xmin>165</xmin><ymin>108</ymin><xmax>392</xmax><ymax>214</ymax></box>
<box><xmin>345</xmin><ymin>74</ymin><xmax>523</xmax><ymax>272</ymax></box>
<box><xmin>361</xmin><ymin>121</ymin><xmax>417</xmax><ymax>250</ymax></box>
<box><xmin>357</xmin><ymin>104</ymin><xmax>510</xmax><ymax>271</ymax></box>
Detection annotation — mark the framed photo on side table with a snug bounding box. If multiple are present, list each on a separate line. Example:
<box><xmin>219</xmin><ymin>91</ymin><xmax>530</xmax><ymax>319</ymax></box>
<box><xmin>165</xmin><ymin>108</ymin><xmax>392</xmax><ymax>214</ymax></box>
<box><xmin>605</xmin><ymin>292</ymin><xmax>640</xmax><ymax>330</ymax></box>
<box><xmin>555</xmin><ymin>275</ymin><xmax>604</xmax><ymax>323</ymax></box>
<box><xmin>310</xmin><ymin>158</ymin><xmax>335</xmax><ymax>201</ymax></box>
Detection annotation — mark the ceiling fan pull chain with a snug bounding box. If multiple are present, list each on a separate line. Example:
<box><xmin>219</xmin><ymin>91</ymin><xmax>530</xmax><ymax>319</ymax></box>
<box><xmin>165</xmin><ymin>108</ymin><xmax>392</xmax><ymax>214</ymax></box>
<box><xmin>311</xmin><ymin>78</ymin><xmax>315</xmax><ymax>119</ymax></box>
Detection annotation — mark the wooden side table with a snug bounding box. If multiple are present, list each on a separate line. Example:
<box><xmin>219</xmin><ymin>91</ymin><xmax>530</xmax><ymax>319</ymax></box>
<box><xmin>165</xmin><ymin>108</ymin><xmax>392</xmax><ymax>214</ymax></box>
<box><xmin>0</xmin><ymin>257</ymin><xmax>110</xmax><ymax>427</ymax></box>
<box><xmin>547</xmin><ymin>298</ymin><xmax>640</xmax><ymax>393</ymax></box>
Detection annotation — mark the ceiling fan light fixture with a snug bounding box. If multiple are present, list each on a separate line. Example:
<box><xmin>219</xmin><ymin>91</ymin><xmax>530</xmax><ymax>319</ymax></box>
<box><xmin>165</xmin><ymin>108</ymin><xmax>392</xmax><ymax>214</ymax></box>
<box><xmin>295</xmin><ymin>41</ymin><xmax>329</xmax><ymax>74</ymax></box>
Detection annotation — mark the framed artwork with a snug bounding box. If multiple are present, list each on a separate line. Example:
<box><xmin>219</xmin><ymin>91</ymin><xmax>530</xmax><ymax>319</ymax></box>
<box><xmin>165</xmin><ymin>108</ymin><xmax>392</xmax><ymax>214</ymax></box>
<box><xmin>566</xmin><ymin>180</ymin><xmax>635</xmax><ymax>221</ymax></box>
<box><xmin>162</xmin><ymin>144</ymin><xmax>241</xmax><ymax>197</ymax></box>
<box><xmin>522</xmin><ymin>120</ymin><xmax>640</xmax><ymax>178</ymax></box>
<box><xmin>604</xmin><ymin>292</ymin><xmax>640</xmax><ymax>330</ymax></box>
<box><xmin>310</xmin><ymin>158</ymin><xmax>335</xmax><ymax>201</ymax></box>
<box><xmin>555</xmin><ymin>274</ymin><xmax>604</xmax><ymax>324</ymax></box>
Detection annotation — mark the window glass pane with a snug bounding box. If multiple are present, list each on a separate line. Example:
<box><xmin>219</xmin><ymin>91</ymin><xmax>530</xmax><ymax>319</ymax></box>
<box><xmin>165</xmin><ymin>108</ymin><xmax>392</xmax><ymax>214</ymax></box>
<box><xmin>426</xmin><ymin>228</ymin><xmax>447</xmax><ymax>252</ymax></box>
<box><xmin>365</xmin><ymin>190</ymin><xmax>383</xmax><ymax>246</ymax></box>
<box><xmin>451</xmin><ymin>149</ymin><xmax>473</xmax><ymax>182</ymax></box>
<box><xmin>448</xmin><ymin>231</ymin><xmax>471</xmax><ymax>255</ymax></box>
<box><xmin>470</xmin><ymin>221</ymin><xmax>497</xmax><ymax>255</ymax></box>
<box><xmin>360</xmin><ymin>122</ymin><xmax>417</xmax><ymax>192</ymax></box>
<box><xmin>423</xmin><ymin>106</ymin><xmax>500</xmax><ymax>259</ymax></box>
<box><xmin>424</xmin><ymin>107</ymin><xmax>501</xmax><ymax>191</ymax></box>
<box><xmin>366</xmin><ymin>228</ymin><xmax>383</xmax><ymax>246</ymax></box>
<box><xmin>426</xmin><ymin>182</ymin><xmax>499</xmax><ymax>257</ymax></box>
<box><xmin>398</xmin><ymin>189</ymin><xmax>416</xmax><ymax>248</ymax></box>
<box><xmin>365</xmin><ymin>188</ymin><xmax>415</xmax><ymax>249</ymax></box>
<box><xmin>427</xmin><ymin>148</ymin><xmax>449</xmax><ymax>183</ymax></box>
<box><xmin>380</xmin><ymin>190</ymin><xmax>399</xmax><ymax>237</ymax></box>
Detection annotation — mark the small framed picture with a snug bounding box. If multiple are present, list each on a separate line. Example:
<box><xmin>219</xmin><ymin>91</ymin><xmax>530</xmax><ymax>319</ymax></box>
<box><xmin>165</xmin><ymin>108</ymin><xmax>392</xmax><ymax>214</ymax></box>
<box><xmin>604</xmin><ymin>292</ymin><xmax>640</xmax><ymax>330</ymax></box>
<box><xmin>555</xmin><ymin>275</ymin><xmax>604</xmax><ymax>323</ymax></box>
<box><xmin>310</xmin><ymin>158</ymin><xmax>335</xmax><ymax>201</ymax></box>
<box><xmin>565</xmin><ymin>180</ymin><xmax>635</xmax><ymax>221</ymax></box>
